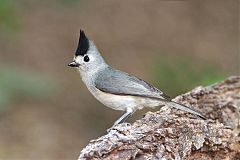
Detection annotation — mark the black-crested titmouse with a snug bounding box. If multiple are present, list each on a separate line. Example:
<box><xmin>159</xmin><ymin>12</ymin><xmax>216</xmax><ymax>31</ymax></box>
<box><xmin>68</xmin><ymin>30</ymin><xmax>206</xmax><ymax>128</ymax></box>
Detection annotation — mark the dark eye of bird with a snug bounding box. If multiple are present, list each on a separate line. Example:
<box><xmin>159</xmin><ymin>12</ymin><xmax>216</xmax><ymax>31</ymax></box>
<box><xmin>84</xmin><ymin>55</ymin><xmax>89</xmax><ymax>62</ymax></box>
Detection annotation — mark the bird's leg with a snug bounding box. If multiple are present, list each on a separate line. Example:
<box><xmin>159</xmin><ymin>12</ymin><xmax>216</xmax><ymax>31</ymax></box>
<box><xmin>107</xmin><ymin>109</ymin><xmax>134</xmax><ymax>132</ymax></box>
<box><xmin>113</xmin><ymin>108</ymin><xmax>134</xmax><ymax>126</ymax></box>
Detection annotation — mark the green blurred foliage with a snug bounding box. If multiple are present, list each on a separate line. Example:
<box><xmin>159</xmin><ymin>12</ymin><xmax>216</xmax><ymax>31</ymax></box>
<box><xmin>55</xmin><ymin>0</ymin><xmax>81</xmax><ymax>6</ymax></box>
<box><xmin>0</xmin><ymin>0</ymin><xmax>20</xmax><ymax>34</ymax></box>
<box><xmin>152</xmin><ymin>55</ymin><xmax>226</xmax><ymax>97</ymax></box>
<box><xmin>0</xmin><ymin>67</ymin><xmax>57</xmax><ymax>112</ymax></box>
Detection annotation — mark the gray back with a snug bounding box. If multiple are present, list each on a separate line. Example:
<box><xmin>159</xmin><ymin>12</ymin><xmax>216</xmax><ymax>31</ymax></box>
<box><xmin>94</xmin><ymin>67</ymin><xmax>171</xmax><ymax>100</ymax></box>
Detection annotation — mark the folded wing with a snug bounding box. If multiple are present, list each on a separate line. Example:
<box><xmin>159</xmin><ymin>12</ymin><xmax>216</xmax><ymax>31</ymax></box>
<box><xmin>94</xmin><ymin>67</ymin><xmax>171</xmax><ymax>100</ymax></box>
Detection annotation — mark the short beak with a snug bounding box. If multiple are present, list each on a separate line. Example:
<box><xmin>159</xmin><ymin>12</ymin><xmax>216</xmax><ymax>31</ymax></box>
<box><xmin>68</xmin><ymin>61</ymin><xmax>80</xmax><ymax>67</ymax></box>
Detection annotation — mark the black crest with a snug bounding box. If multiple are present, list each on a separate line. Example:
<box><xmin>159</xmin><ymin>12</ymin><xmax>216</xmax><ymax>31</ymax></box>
<box><xmin>75</xmin><ymin>30</ymin><xmax>89</xmax><ymax>56</ymax></box>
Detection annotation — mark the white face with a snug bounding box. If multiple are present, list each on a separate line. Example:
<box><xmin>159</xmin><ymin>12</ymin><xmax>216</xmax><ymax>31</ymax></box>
<box><xmin>72</xmin><ymin>41</ymin><xmax>107</xmax><ymax>74</ymax></box>
<box><xmin>74</xmin><ymin>53</ymin><xmax>96</xmax><ymax>72</ymax></box>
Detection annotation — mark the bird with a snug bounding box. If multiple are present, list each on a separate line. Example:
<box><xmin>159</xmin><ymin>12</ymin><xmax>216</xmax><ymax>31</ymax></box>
<box><xmin>68</xmin><ymin>30</ymin><xmax>206</xmax><ymax>128</ymax></box>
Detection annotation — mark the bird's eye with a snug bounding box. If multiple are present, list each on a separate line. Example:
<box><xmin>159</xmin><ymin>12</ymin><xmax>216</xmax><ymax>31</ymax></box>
<box><xmin>83</xmin><ymin>55</ymin><xmax>89</xmax><ymax>62</ymax></box>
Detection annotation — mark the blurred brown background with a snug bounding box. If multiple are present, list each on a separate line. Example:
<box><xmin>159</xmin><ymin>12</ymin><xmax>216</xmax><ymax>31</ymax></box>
<box><xmin>0</xmin><ymin>0</ymin><xmax>239</xmax><ymax>159</ymax></box>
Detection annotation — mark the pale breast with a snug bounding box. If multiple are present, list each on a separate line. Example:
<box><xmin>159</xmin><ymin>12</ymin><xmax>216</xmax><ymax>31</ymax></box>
<box><xmin>87</xmin><ymin>85</ymin><xmax>164</xmax><ymax>111</ymax></box>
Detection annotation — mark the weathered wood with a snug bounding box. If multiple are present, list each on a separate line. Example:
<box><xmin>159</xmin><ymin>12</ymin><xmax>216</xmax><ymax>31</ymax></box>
<box><xmin>79</xmin><ymin>76</ymin><xmax>240</xmax><ymax>160</ymax></box>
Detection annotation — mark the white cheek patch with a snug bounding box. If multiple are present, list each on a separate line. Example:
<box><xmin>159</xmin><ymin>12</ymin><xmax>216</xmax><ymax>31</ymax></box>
<box><xmin>75</xmin><ymin>56</ymin><xmax>83</xmax><ymax>64</ymax></box>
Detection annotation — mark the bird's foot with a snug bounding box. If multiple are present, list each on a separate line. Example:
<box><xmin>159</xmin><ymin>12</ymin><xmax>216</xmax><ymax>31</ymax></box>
<box><xmin>107</xmin><ymin>123</ymin><xmax>131</xmax><ymax>133</ymax></box>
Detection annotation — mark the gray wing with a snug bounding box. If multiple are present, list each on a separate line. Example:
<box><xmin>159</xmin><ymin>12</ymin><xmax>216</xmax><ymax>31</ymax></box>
<box><xmin>94</xmin><ymin>67</ymin><xmax>171</xmax><ymax>100</ymax></box>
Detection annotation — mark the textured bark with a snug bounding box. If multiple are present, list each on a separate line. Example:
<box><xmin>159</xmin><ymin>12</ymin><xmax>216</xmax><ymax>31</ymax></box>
<box><xmin>79</xmin><ymin>76</ymin><xmax>240</xmax><ymax>160</ymax></box>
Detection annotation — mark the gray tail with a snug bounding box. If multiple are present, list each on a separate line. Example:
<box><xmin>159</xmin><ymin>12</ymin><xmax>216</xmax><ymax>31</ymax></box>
<box><xmin>167</xmin><ymin>101</ymin><xmax>207</xmax><ymax>119</ymax></box>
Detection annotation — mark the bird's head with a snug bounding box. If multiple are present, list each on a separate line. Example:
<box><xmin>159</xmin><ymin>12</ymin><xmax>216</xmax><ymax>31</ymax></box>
<box><xmin>68</xmin><ymin>30</ymin><xmax>107</xmax><ymax>75</ymax></box>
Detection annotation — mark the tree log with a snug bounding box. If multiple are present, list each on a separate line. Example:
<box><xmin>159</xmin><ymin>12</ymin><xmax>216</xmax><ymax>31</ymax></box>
<box><xmin>78</xmin><ymin>76</ymin><xmax>240</xmax><ymax>160</ymax></box>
